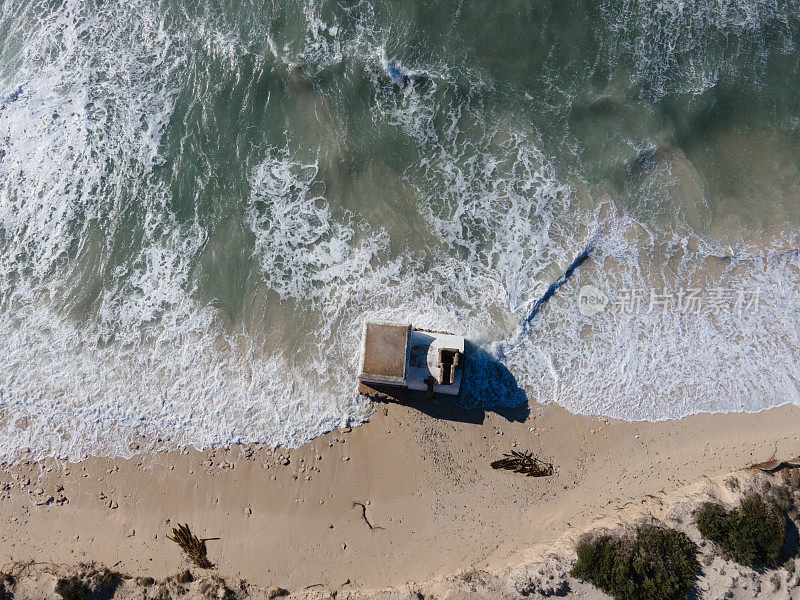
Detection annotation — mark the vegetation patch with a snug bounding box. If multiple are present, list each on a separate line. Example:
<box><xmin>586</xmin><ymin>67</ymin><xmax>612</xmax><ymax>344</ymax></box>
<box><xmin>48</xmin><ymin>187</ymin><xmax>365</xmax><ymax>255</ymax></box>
<box><xmin>571</xmin><ymin>525</ymin><xmax>699</xmax><ymax>600</ymax></box>
<box><xmin>55</xmin><ymin>576</ymin><xmax>89</xmax><ymax>600</ymax></box>
<box><xmin>176</xmin><ymin>569</ymin><xmax>194</xmax><ymax>584</ymax></box>
<box><xmin>697</xmin><ymin>494</ymin><xmax>787</xmax><ymax>568</ymax></box>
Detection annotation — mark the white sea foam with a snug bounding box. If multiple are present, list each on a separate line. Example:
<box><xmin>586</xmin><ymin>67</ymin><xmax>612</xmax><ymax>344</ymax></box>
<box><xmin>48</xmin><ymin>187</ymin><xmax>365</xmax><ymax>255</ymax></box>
<box><xmin>246</xmin><ymin>146</ymin><xmax>389</xmax><ymax>306</ymax></box>
<box><xmin>598</xmin><ymin>0</ymin><xmax>798</xmax><ymax>97</ymax></box>
<box><xmin>0</xmin><ymin>0</ymin><xmax>372</xmax><ymax>463</ymax></box>
<box><xmin>1</xmin><ymin>0</ymin><xmax>800</xmax><ymax>465</ymax></box>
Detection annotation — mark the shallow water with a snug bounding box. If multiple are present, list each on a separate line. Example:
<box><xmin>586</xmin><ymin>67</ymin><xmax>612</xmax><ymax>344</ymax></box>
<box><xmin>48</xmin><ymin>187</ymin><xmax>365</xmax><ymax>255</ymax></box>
<box><xmin>1</xmin><ymin>0</ymin><xmax>799</xmax><ymax>462</ymax></box>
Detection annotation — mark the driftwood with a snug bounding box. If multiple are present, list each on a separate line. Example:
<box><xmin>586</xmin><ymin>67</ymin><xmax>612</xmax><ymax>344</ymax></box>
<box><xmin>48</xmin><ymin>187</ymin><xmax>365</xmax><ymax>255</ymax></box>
<box><xmin>353</xmin><ymin>502</ymin><xmax>383</xmax><ymax>530</ymax></box>
<box><xmin>167</xmin><ymin>523</ymin><xmax>218</xmax><ymax>569</ymax></box>
<box><xmin>491</xmin><ymin>451</ymin><xmax>553</xmax><ymax>477</ymax></box>
<box><xmin>750</xmin><ymin>457</ymin><xmax>800</xmax><ymax>473</ymax></box>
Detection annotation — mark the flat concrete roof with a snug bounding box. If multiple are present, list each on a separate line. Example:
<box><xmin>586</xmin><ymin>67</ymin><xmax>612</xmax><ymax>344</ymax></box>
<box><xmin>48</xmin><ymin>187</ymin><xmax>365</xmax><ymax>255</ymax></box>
<box><xmin>358</xmin><ymin>322</ymin><xmax>411</xmax><ymax>385</ymax></box>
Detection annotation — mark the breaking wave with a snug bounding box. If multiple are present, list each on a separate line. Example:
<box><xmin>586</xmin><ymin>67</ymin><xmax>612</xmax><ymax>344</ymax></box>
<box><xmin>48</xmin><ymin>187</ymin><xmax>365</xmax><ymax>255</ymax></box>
<box><xmin>0</xmin><ymin>0</ymin><xmax>799</xmax><ymax>462</ymax></box>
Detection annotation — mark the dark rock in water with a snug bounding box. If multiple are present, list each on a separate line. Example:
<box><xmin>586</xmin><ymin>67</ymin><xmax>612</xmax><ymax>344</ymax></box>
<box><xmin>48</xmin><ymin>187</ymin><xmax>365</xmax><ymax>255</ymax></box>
<box><xmin>520</xmin><ymin>238</ymin><xmax>594</xmax><ymax>327</ymax></box>
<box><xmin>385</xmin><ymin>60</ymin><xmax>404</xmax><ymax>84</ymax></box>
<box><xmin>384</xmin><ymin>60</ymin><xmax>428</xmax><ymax>89</ymax></box>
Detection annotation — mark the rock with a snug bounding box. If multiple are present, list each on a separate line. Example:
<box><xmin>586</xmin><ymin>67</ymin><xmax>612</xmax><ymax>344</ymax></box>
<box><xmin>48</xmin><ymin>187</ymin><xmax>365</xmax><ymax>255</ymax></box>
<box><xmin>244</xmin><ymin>507</ymin><xmax>252</xmax><ymax>516</ymax></box>
<box><xmin>269</xmin><ymin>587</ymin><xmax>290</xmax><ymax>599</ymax></box>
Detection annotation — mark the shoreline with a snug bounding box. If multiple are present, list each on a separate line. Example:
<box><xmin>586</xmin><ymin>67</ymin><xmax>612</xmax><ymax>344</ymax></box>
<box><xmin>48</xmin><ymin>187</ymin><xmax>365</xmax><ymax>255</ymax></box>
<box><xmin>1</xmin><ymin>401</ymin><xmax>800</xmax><ymax>592</ymax></box>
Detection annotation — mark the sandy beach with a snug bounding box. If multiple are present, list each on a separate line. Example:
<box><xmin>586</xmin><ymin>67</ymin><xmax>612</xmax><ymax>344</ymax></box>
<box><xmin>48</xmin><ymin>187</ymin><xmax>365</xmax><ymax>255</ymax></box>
<box><xmin>5</xmin><ymin>1</ymin><xmax>800</xmax><ymax>598</ymax></box>
<box><xmin>2</xmin><ymin>399</ymin><xmax>799</xmax><ymax>597</ymax></box>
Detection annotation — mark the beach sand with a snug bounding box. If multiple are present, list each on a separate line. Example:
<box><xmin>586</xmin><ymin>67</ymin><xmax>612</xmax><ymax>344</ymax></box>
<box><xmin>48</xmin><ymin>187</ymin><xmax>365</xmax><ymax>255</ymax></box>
<box><xmin>1</xmin><ymin>400</ymin><xmax>800</xmax><ymax>596</ymax></box>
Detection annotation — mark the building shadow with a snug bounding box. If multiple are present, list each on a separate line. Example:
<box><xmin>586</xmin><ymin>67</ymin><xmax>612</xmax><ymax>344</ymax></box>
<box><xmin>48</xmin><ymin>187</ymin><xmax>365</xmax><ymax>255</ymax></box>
<box><xmin>458</xmin><ymin>340</ymin><xmax>529</xmax><ymax>422</ymax></box>
<box><xmin>365</xmin><ymin>340</ymin><xmax>528</xmax><ymax>425</ymax></box>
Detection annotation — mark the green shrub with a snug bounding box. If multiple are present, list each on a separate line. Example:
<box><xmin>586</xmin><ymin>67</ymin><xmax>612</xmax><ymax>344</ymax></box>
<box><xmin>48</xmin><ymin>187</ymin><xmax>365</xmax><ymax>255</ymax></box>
<box><xmin>696</xmin><ymin>502</ymin><xmax>729</xmax><ymax>541</ymax></box>
<box><xmin>697</xmin><ymin>495</ymin><xmax>786</xmax><ymax>568</ymax></box>
<box><xmin>55</xmin><ymin>576</ymin><xmax>89</xmax><ymax>600</ymax></box>
<box><xmin>571</xmin><ymin>525</ymin><xmax>699</xmax><ymax>600</ymax></box>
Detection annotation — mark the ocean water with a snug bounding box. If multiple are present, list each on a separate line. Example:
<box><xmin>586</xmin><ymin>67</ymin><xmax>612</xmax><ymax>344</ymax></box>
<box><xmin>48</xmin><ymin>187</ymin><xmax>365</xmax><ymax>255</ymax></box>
<box><xmin>1</xmin><ymin>0</ymin><xmax>799</xmax><ymax>462</ymax></box>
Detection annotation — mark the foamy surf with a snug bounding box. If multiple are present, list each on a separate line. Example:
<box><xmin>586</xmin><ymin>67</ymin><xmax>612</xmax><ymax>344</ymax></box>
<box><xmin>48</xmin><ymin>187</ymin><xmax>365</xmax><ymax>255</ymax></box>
<box><xmin>1</xmin><ymin>0</ymin><xmax>800</xmax><ymax>463</ymax></box>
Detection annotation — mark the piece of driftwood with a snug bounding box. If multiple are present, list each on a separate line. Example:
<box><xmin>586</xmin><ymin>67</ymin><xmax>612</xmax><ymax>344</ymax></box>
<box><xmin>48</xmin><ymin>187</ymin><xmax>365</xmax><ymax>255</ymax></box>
<box><xmin>750</xmin><ymin>457</ymin><xmax>800</xmax><ymax>473</ymax></box>
<box><xmin>491</xmin><ymin>451</ymin><xmax>553</xmax><ymax>477</ymax></box>
<box><xmin>167</xmin><ymin>523</ymin><xmax>218</xmax><ymax>569</ymax></box>
<box><xmin>353</xmin><ymin>502</ymin><xmax>376</xmax><ymax>530</ymax></box>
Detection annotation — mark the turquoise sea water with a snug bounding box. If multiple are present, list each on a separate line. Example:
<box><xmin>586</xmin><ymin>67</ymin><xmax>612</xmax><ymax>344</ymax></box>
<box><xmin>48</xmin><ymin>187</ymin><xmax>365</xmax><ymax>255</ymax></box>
<box><xmin>1</xmin><ymin>0</ymin><xmax>799</xmax><ymax>461</ymax></box>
